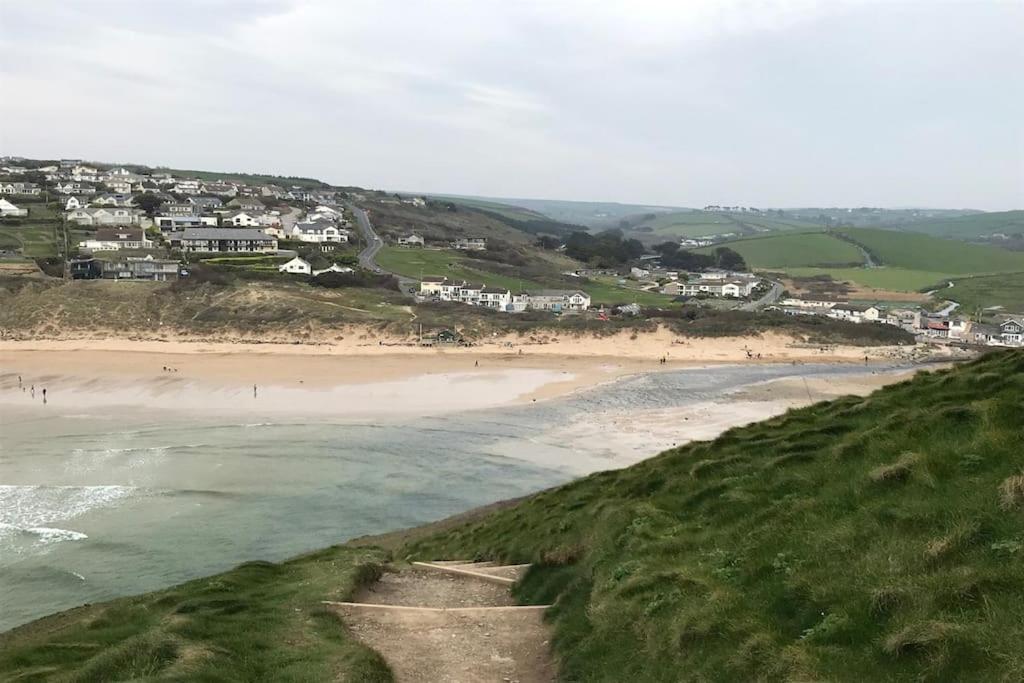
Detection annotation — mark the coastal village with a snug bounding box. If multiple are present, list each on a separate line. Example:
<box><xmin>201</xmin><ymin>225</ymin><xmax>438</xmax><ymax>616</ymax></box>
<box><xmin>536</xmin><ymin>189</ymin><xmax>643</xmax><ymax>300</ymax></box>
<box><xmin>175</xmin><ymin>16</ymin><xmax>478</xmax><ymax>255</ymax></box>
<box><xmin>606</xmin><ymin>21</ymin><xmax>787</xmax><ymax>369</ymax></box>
<box><xmin>1</xmin><ymin>156</ymin><xmax>1021</xmax><ymax>349</ymax></box>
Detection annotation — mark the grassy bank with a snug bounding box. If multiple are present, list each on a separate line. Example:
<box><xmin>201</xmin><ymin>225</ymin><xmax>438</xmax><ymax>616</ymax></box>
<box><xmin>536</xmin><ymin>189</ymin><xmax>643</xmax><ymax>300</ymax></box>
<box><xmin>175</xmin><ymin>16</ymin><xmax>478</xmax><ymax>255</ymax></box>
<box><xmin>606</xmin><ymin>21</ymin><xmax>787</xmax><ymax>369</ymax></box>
<box><xmin>0</xmin><ymin>547</ymin><xmax>392</xmax><ymax>681</ymax></box>
<box><xmin>406</xmin><ymin>350</ymin><xmax>1024</xmax><ymax>681</ymax></box>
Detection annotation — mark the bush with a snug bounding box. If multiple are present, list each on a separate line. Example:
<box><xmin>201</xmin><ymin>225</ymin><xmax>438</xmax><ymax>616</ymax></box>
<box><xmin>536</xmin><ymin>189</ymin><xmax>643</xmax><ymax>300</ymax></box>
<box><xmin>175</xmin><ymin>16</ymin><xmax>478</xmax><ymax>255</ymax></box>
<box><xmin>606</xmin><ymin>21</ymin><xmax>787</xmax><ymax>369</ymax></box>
<box><xmin>311</xmin><ymin>270</ymin><xmax>399</xmax><ymax>290</ymax></box>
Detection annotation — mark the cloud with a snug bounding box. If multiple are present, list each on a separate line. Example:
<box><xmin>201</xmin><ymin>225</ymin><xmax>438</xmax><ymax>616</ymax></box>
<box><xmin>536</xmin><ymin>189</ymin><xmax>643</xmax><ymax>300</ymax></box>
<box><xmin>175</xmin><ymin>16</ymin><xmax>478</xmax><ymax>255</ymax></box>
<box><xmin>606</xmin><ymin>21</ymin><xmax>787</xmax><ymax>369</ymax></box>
<box><xmin>0</xmin><ymin>0</ymin><xmax>1020</xmax><ymax>209</ymax></box>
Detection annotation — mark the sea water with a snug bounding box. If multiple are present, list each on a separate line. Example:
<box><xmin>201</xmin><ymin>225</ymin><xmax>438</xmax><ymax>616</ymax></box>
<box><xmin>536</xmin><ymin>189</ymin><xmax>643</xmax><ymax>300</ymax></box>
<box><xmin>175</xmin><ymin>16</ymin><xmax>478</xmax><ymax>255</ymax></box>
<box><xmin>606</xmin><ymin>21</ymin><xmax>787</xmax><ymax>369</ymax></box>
<box><xmin>0</xmin><ymin>363</ymin><xmax>897</xmax><ymax>630</ymax></box>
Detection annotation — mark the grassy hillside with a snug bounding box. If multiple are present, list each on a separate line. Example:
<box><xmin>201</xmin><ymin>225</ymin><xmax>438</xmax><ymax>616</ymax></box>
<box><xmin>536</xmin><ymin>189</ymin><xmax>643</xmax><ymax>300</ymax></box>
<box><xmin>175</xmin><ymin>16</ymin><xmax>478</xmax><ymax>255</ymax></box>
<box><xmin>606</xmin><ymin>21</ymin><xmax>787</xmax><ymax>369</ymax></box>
<box><xmin>899</xmin><ymin>210</ymin><xmax>1024</xmax><ymax>240</ymax></box>
<box><xmin>945</xmin><ymin>272</ymin><xmax>1024</xmax><ymax>315</ymax></box>
<box><xmin>696</xmin><ymin>232</ymin><xmax>864</xmax><ymax>269</ymax></box>
<box><xmin>784</xmin><ymin>267</ymin><xmax>951</xmax><ymax>293</ymax></box>
<box><xmin>6</xmin><ymin>352</ymin><xmax>1019</xmax><ymax>681</ymax></box>
<box><xmin>407</xmin><ymin>351</ymin><xmax>1024</xmax><ymax>681</ymax></box>
<box><xmin>837</xmin><ymin>228</ymin><xmax>1024</xmax><ymax>275</ymax></box>
<box><xmin>0</xmin><ymin>547</ymin><xmax>392</xmax><ymax>681</ymax></box>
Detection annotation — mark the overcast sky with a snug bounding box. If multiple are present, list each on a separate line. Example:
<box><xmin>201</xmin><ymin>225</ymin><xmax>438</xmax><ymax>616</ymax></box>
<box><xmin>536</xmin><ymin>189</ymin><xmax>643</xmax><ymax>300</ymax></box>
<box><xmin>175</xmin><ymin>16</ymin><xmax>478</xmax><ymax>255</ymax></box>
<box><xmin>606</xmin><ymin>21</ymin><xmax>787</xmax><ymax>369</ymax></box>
<box><xmin>1</xmin><ymin>1</ymin><xmax>1021</xmax><ymax>209</ymax></box>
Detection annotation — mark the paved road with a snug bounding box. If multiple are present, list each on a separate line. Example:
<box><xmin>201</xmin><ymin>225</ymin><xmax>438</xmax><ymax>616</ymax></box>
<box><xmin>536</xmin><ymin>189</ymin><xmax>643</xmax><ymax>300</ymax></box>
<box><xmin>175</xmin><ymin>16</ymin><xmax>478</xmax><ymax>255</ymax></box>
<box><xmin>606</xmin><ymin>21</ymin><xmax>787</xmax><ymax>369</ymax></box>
<box><xmin>350</xmin><ymin>205</ymin><xmax>384</xmax><ymax>272</ymax></box>
<box><xmin>739</xmin><ymin>279</ymin><xmax>784</xmax><ymax>311</ymax></box>
<box><xmin>349</xmin><ymin>204</ymin><xmax>419</xmax><ymax>293</ymax></box>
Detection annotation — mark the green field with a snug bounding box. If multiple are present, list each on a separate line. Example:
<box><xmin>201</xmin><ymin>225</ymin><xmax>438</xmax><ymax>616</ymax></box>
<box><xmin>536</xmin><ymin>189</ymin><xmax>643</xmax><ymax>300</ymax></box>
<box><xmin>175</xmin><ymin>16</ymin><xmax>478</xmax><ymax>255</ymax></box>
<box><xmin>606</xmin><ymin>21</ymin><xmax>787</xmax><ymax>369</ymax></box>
<box><xmin>7</xmin><ymin>352</ymin><xmax>1022</xmax><ymax>680</ymax></box>
<box><xmin>838</xmin><ymin>228</ymin><xmax>1024</xmax><ymax>274</ymax></box>
<box><xmin>696</xmin><ymin>232</ymin><xmax>864</xmax><ymax>269</ymax></box>
<box><xmin>0</xmin><ymin>224</ymin><xmax>60</xmax><ymax>257</ymax></box>
<box><xmin>899</xmin><ymin>210</ymin><xmax>1024</xmax><ymax>240</ymax></box>
<box><xmin>786</xmin><ymin>267</ymin><xmax>952</xmax><ymax>292</ymax></box>
<box><xmin>945</xmin><ymin>272</ymin><xmax>1024</xmax><ymax>314</ymax></box>
<box><xmin>376</xmin><ymin>247</ymin><xmax>673</xmax><ymax>305</ymax></box>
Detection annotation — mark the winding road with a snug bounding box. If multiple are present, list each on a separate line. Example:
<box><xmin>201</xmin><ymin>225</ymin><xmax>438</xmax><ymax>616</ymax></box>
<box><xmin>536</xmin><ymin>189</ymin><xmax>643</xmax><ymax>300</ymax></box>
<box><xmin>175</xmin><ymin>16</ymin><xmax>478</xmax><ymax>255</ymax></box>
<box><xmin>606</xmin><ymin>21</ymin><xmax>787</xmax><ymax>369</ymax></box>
<box><xmin>349</xmin><ymin>204</ymin><xmax>419</xmax><ymax>293</ymax></box>
<box><xmin>350</xmin><ymin>205</ymin><xmax>384</xmax><ymax>272</ymax></box>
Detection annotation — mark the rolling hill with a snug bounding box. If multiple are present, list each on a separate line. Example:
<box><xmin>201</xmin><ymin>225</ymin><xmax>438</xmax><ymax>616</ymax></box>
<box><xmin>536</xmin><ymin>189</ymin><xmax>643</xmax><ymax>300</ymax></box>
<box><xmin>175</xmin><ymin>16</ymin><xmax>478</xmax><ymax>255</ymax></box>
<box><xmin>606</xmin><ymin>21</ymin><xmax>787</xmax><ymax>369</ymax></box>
<box><xmin>895</xmin><ymin>210</ymin><xmax>1024</xmax><ymax>240</ymax></box>
<box><xmin>837</xmin><ymin>228</ymin><xmax>1024</xmax><ymax>274</ymax></box>
<box><xmin>5</xmin><ymin>352</ymin><xmax>1022</xmax><ymax>681</ymax></box>
<box><xmin>694</xmin><ymin>232</ymin><xmax>865</xmax><ymax>269</ymax></box>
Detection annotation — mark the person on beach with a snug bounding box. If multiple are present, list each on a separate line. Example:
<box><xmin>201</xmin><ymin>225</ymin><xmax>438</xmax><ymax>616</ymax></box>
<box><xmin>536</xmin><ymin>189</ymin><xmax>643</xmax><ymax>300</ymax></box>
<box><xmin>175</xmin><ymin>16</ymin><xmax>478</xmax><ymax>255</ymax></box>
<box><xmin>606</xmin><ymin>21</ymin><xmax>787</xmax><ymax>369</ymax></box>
<box><xmin>30</xmin><ymin>385</ymin><xmax>34</xmax><ymax>398</ymax></box>
<box><xmin>18</xmin><ymin>375</ymin><xmax>22</xmax><ymax>388</ymax></box>
<box><xmin>474</xmin><ymin>360</ymin><xmax>479</xmax><ymax>367</ymax></box>
<box><xmin>253</xmin><ymin>384</ymin><xmax>258</xmax><ymax>398</ymax></box>
<box><xmin>42</xmin><ymin>388</ymin><xmax>46</xmax><ymax>404</ymax></box>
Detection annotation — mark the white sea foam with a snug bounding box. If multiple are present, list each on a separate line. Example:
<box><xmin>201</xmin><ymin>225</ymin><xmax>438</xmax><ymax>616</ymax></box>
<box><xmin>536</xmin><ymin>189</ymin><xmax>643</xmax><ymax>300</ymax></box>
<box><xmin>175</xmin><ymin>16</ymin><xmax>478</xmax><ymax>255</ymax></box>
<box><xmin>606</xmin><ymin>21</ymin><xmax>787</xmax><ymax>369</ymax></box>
<box><xmin>0</xmin><ymin>485</ymin><xmax>136</xmax><ymax>545</ymax></box>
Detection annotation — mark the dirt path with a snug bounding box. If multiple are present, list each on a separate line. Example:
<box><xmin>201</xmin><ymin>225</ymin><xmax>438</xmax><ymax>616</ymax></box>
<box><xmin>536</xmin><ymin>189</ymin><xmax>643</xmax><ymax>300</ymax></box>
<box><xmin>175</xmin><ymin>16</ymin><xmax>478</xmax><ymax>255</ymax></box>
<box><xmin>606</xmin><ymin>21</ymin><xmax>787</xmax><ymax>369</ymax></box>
<box><xmin>327</xmin><ymin>561</ymin><xmax>555</xmax><ymax>682</ymax></box>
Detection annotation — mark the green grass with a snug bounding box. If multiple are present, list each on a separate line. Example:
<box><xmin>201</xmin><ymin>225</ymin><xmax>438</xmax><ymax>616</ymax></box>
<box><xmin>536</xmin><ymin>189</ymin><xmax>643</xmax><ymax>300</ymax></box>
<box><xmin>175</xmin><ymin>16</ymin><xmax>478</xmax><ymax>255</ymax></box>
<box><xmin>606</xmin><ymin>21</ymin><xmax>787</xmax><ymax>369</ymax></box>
<box><xmin>838</xmin><ymin>228</ymin><xmax>1024</xmax><ymax>275</ymax></box>
<box><xmin>0</xmin><ymin>547</ymin><xmax>393</xmax><ymax>681</ymax></box>
<box><xmin>697</xmin><ymin>232</ymin><xmax>865</xmax><ymax>269</ymax></box>
<box><xmin>945</xmin><ymin>272</ymin><xmax>1024</xmax><ymax>315</ymax></box>
<box><xmin>0</xmin><ymin>224</ymin><xmax>59</xmax><ymax>257</ymax></box>
<box><xmin>898</xmin><ymin>210</ymin><xmax>1024</xmax><ymax>240</ymax></box>
<box><xmin>786</xmin><ymin>267</ymin><xmax>952</xmax><ymax>292</ymax></box>
<box><xmin>406</xmin><ymin>351</ymin><xmax>1024</xmax><ymax>681</ymax></box>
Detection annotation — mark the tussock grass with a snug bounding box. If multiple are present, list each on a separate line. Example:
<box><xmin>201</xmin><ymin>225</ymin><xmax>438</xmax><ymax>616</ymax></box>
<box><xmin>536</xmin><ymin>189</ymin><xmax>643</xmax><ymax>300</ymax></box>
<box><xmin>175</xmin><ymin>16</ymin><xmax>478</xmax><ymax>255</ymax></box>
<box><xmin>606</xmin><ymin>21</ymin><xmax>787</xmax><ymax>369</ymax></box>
<box><xmin>999</xmin><ymin>471</ymin><xmax>1024</xmax><ymax>510</ymax></box>
<box><xmin>0</xmin><ymin>547</ymin><xmax>393</xmax><ymax>681</ymax></box>
<box><xmin>869</xmin><ymin>451</ymin><xmax>923</xmax><ymax>483</ymax></box>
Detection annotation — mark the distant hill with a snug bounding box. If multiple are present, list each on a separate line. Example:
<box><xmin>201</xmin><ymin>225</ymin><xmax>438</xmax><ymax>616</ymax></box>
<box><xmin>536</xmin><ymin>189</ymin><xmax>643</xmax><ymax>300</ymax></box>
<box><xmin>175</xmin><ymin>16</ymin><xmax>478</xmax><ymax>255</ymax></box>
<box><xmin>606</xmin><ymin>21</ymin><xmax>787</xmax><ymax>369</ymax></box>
<box><xmin>428</xmin><ymin>194</ymin><xmax>689</xmax><ymax>228</ymax></box>
<box><xmin>892</xmin><ymin>210</ymin><xmax>1024</xmax><ymax>240</ymax></box>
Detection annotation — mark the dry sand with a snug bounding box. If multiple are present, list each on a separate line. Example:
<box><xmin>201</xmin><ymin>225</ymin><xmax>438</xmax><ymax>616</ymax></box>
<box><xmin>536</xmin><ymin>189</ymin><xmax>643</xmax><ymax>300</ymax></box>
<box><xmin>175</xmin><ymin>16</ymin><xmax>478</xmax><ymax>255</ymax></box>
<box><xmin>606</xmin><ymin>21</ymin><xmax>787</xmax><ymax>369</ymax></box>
<box><xmin>0</xmin><ymin>330</ymin><xmax>950</xmax><ymax>419</ymax></box>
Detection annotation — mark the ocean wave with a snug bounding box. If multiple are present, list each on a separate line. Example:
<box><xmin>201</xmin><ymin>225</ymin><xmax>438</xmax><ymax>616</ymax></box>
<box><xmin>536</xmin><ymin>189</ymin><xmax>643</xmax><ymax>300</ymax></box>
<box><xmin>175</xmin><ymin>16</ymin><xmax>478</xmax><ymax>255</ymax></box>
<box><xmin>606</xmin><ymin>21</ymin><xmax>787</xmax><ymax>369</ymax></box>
<box><xmin>0</xmin><ymin>522</ymin><xmax>88</xmax><ymax>544</ymax></box>
<box><xmin>0</xmin><ymin>485</ymin><xmax>137</xmax><ymax>531</ymax></box>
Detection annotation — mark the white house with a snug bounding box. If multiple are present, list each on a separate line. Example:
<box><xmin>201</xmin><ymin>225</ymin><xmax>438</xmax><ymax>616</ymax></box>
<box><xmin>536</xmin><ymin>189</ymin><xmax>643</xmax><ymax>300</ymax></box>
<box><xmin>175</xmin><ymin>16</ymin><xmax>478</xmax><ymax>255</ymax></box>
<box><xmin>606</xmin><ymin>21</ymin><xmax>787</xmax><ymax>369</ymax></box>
<box><xmin>173</xmin><ymin>228</ymin><xmax>277</xmax><ymax>253</ymax></box>
<box><xmin>453</xmin><ymin>236</ymin><xmax>486</xmax><ymax>251</ymax></box>
<box><xmin>522</xmin><ymin>290</ymin><xmax>592</xmax><ymax>312</ymax></box>
<box><xmin>292</xmin><ymin>222</ymin><xmax>346</xmax><ymax>243</ymax></box>
<box><xmin>66</xmin><ymin>207</ymin><xmax>143</xmax><ymax>226</ymax></box>
<box><xmin>173</xmin><ymin>180</ymin><xmax>201</xmax><ymax>195</ymax></box>
<box><xmin>78</xmin><ymin>227</ymin><xmax>152</xmax><ymax>251</ymax></box>
<box><xmin>222</xmin><ymin>211</ymin><xmax>261</xmax><ymax>227</ymax></box>
<box><xmin>680</xmin><ymin>277</ymin><xmax>758</xmax><ymax>298</ymax></box>
<box><xmin>64</xmin><ymin>196</ymin><xmax>89</xmax><ymax>210</ymax></box>
<box><xmin>278</xmin><ymin>256</ymin><xmax>312</xmax><ymax>275</ymax></box>
<box><xmin>828</xmin><ymin>304</ymin><xmax>882</xmax><ymax>324</ymax></box>
<box><xmin>106</xmin><ymin>180</ymin><xmax>133</xmax><ymax>195</ymax></box>
<box><xmin>397</xmin><ymin>234</ymin><xmax>425</xmax><ymax>247</ymax></box>
<box><xmin>999</xmin><ymin>319</ymin><xmax>1024</xmax><ymax>346</ymax></box>
<box><xmin>479</xmin><ymin>286</ymin><xmax>512</xmax><ymax>309</ymax></box>
<box><xmin>0</xmin><ymin>199</ymin><xmax>28</xmax><ymax>217</ymax></box>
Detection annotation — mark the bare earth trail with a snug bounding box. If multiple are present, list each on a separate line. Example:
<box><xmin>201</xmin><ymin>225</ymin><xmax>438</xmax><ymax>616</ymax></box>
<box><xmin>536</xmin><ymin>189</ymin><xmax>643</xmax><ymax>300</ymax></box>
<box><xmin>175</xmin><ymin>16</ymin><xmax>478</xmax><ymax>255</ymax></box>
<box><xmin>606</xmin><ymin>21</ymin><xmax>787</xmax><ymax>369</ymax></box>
<box><xmin>326</xmin><ymin>561</ymin><xmax>555</xmax><ymax>682</ymax></box>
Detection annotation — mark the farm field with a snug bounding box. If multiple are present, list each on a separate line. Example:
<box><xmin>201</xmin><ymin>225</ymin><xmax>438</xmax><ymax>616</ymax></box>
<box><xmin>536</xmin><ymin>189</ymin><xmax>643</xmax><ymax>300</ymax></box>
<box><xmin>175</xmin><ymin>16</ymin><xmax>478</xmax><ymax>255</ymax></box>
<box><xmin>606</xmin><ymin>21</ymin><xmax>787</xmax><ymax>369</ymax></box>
<box><xmin>785</xmin><ymin>267</ymin><xmax>952</xmax><ymax>293</ymax></box>
<box><xmin>0</xmin><ymin>223</ymin><xmax>61</xmax><ymax>257</ymax></box>
<box><xmin>696</xmin><ymin>232</ymin><xmax>863</xmax><ymax>269</ymax></box>
<box><xmin>838</xmin><ymin>228</ymin><xmax>1024</xmax><ymax>274</ymax></box>
<box><xmin>897</xmin><ymin>210</ymin><xmax>1024</xmax><ymax>240</ymax></box>
<box><xmin>945</xmin><ymin>272</ymin><xmax>1024</xmax><ymax>315</ymax></box>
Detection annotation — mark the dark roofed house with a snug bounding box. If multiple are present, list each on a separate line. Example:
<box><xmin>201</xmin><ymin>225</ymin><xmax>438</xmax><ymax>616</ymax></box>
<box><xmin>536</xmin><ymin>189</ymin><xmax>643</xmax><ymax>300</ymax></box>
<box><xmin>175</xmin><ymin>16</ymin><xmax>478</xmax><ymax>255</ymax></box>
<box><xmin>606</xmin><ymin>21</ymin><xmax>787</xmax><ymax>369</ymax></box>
<box><xmin>172</xmin><ymin>228</ymin><xmax>277</xmax><ymax>253</ymax></box>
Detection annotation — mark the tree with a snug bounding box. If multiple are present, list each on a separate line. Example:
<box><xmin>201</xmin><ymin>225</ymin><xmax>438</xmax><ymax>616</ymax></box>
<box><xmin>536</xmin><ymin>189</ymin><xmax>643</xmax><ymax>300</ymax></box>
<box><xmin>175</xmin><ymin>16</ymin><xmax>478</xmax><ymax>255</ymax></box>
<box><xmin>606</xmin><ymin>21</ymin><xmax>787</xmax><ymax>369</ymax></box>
<box><xmin>134</xmin><ymin>193</ymin><xmax>165</xmax><ymax>217</ymax></box>
<box><xmin>535</xmin><ymin>235</ymin><xmax>561</xmax><ymax>250</ymax></box>
<box><xmin>713</xmin><ymin>247</ymin><xmax>747</xmax><ymax>271</ymax></box>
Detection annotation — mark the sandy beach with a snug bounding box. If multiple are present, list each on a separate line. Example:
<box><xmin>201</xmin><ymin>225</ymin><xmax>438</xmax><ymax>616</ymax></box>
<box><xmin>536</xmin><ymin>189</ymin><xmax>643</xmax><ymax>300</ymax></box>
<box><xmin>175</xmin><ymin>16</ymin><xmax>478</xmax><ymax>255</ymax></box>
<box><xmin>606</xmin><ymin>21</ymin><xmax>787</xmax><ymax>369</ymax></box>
<box><xmin>0</xmin><ymin>328</ymin><xmax>952</xmax><ymax>412</ymax></box>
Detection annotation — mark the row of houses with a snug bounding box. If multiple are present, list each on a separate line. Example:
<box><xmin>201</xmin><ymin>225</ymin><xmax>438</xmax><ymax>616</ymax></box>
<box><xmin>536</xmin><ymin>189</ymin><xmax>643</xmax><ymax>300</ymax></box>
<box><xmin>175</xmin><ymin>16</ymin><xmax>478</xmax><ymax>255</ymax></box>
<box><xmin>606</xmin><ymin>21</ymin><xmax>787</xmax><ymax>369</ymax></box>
<box><xmin>419</xmin><ymin>277</ymin><xmax>591</xmax><ymax>313</ymax></box>
<box><xmin>774</xmin><ymin>297</ymin><xmax>1023</xmax><ymax>347</ymax></box>
<box><xmin>394</xmin><ymin>234</ymin><xmax>487</xmax><ymax>251</ymax></box>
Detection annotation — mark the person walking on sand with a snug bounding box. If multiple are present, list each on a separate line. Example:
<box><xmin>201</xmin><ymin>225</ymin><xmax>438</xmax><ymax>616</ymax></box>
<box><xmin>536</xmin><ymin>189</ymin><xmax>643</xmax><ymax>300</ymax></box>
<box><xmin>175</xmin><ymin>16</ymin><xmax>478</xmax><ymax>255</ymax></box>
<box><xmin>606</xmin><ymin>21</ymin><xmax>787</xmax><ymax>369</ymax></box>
<box><xmin>253</xmin><ymin>384</ymin><xmax>258</xmax><ymax>398</ymax></box>
<box><xmin>30</xmin><ymin>385</ymin><xmax>34</xmax><ymax>398</ymax></box>
<box><xmin>474</xmin><ymin>360</ymin><xmax>479</xmax><ymax>367</ymax></box>
<box><xmin>42</xmin><ymin>388</ymin><xmax>46</xmax><ymax>404</ymax></box>
<box><xmin>18</xmin><ymin>375</ymin><xmax>22</xmax><ymax>388</ymax></box>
